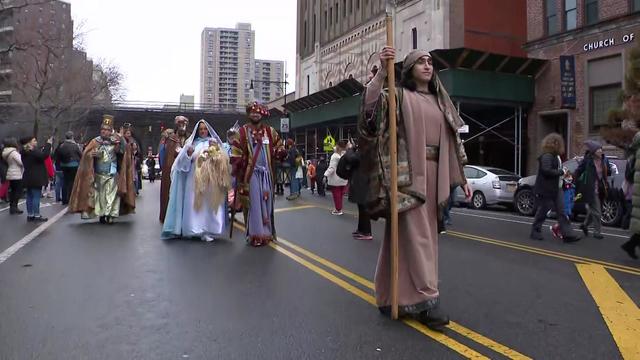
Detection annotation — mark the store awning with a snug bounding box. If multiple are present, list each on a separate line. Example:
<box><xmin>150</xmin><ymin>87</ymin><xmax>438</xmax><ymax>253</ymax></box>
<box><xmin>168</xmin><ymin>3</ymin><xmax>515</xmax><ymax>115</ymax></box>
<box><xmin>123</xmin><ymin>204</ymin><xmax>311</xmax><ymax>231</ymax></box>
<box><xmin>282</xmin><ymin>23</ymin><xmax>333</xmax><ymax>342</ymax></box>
<box><xmin>283</xmin><ymin>78</ymin><xmax>364</xmax><ymax>113</ymax></box>
<box><xmin>430</xmin><ymin>48</ymin><xmax>547</xmax><ymax>77</ymax></box>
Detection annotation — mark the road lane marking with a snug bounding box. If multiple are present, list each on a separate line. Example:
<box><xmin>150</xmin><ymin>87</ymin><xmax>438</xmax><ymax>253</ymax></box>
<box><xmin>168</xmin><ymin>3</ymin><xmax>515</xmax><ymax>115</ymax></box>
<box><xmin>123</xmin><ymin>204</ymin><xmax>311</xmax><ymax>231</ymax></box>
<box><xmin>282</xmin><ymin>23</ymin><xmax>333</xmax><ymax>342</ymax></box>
<box><xmin>576</xmin><ymin>264</ymin><xmax>640</xmax><ymax>359</ymax></box>
<box><xmin>450</xmin><ymin>211</ymin><xmax>628</xmax><ymax>239</ymax></box>
<box><xmin>302</xmin><ymin>202</ymin><xmax>638</xmax><ymax>275</ymax></box>
<box><xmin>274</xmin><ymin>237</ymin><xmax>532</xmax><ymax>360</ymax></box>
<box><xmin>0</xmin><ymin>207</ymin><xmax>68</xmax><ymax>265</ymax></box>
<box><xmin>268</xmin><ymin>241</ymin><xmax>490</xmax><ymax>359</ymax></box>
<box><xmin>234</xmin><ymin>221</ymin><xmax>530</xmax><ymax>359</ymax></box>
<box><xmin>447</xmin><ymin>231</ymin><xmax>640</xmax><ymax>276</ymax></box>
<box><xmin>274</xmin><ymin>205</ymin><xmax>316</xmax><ymax>213</ymax></box>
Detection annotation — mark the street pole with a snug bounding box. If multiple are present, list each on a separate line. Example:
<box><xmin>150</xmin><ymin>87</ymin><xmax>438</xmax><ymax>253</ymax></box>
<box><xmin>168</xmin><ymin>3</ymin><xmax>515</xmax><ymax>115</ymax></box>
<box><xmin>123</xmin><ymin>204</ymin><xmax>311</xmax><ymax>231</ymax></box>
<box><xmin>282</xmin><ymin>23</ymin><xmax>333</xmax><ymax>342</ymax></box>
<box><xmin>385</xmin><ymin>0</ymin><xmax>399</xmax><ymax>321</ymax></box>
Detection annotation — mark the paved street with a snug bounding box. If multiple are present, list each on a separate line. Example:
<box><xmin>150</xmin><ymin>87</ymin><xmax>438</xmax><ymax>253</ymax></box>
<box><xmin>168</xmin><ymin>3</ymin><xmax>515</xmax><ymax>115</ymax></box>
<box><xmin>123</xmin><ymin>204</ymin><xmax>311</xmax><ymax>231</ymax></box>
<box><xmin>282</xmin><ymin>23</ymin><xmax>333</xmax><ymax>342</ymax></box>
<box><xmin>0</xmin><ymin>182</ymin><xmax>638</xmax><ymax>359</ymax></box>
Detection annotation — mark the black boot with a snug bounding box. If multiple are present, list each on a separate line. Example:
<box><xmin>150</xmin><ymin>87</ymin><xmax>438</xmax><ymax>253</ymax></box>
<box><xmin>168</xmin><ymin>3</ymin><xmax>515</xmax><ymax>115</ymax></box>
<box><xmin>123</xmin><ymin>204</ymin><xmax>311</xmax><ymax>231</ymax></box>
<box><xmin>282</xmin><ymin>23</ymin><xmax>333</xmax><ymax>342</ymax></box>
<box><xmin>9</xmin><ymin>206</ymin><xmax>23</xmax><ymax>215</ymax></box>
<box><xmin>414</xmin><ymin>309</ymin><xmax>450</xmax><ymax>332</ymax></box>
<box><xmin>99</xmin><ymin>216</ymin><xmax>106</xmax><ymax>224</ymax></box>
<box><xmin>621</xmin><ymin>234</ymin><xmax>640</xmax><ymax>260</ymax></box>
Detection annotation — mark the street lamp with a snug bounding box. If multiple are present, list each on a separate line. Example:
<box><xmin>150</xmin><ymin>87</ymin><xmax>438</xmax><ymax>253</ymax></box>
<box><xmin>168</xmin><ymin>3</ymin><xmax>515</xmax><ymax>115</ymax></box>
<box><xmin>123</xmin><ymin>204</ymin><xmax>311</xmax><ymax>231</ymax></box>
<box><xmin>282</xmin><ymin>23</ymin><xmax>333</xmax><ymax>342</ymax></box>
<box><xmin>249</xmin><ymin>79</ymin><xmax>289</xmax><ymax>105</ymax></box>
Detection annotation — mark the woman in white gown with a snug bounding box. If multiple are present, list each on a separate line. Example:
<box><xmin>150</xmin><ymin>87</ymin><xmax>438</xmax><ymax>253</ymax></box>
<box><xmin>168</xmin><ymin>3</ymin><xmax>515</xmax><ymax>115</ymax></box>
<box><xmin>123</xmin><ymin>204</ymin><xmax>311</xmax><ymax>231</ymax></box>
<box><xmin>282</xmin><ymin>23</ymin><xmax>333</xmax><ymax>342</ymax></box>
<box><xmin>162</xmin><ymin>120</ymin><xmax>231</xmax><ymax>241</ymax></box>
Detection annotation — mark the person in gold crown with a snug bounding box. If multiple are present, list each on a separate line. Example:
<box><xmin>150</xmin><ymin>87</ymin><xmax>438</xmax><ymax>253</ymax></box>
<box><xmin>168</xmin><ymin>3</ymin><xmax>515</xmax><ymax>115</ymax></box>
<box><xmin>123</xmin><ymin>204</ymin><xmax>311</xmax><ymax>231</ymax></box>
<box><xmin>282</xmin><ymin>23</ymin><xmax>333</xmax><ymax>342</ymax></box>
<box><xmin>68</xmin><ymin>115</ymin><xmax>136</xmax><ymax>224</ymax></box>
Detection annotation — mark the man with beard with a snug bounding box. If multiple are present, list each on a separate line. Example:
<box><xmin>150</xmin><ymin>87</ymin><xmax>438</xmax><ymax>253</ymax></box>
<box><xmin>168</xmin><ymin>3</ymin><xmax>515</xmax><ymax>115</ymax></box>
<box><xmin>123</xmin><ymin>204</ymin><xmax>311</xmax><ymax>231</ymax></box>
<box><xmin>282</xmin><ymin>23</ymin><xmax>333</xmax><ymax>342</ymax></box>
<box><xmin>230</xmin><ymin>102</ymin><xmax>286</xmax><ymax>247</ymax></box>
<box><xmin>68</xmin><ymin>115</ymin><xmax>136</xmax><ymax>224</ymax></box>
<box><xmin>159</xmin><ymin>115</ymin><xmax>189</xmax><ymax>222</ymax></box>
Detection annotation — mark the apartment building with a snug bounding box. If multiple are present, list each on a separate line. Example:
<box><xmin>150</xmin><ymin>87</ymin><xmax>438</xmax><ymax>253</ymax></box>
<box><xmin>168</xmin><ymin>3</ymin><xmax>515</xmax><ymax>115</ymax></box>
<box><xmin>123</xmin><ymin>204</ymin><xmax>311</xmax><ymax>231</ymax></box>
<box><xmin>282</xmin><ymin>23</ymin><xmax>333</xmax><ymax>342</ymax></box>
<box><xmin>253</xmin><ymin>59</ymin><xmax>285</xmax><ymax>103</ymax></box>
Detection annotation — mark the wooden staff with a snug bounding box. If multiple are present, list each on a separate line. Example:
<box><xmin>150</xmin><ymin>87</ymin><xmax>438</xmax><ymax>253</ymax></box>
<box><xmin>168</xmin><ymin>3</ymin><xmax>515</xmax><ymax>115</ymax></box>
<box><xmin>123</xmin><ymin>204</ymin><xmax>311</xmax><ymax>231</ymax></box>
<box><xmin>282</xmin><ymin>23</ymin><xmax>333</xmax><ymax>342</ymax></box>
<box><xmin>385</xmin><ymin>2</ymin><xmax>399</xmax><ymax>321</ymax></box>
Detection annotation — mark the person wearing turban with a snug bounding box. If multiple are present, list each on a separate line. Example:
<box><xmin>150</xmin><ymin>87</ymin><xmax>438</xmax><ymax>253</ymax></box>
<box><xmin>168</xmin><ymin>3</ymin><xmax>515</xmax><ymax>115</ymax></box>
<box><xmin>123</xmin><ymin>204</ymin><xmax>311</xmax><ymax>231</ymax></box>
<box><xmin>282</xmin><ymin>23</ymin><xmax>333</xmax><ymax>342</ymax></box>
<box><xmin>159</xmin><ymin>115</ymin><xmax>189</xmax><ymax>222</ymax></box>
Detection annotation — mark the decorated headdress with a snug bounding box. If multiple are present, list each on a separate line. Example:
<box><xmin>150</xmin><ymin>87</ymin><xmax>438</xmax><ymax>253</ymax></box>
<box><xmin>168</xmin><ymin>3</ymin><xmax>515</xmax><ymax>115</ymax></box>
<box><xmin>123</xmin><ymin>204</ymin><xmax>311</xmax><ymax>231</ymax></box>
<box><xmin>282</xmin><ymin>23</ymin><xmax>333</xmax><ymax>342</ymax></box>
<box><xmin>246</xmin><ymin>101</ymin><xmax>270</xmax><ymax>117</ymax></box>
<box><xmin>101</xmin><ymin>114</ymin><xmax>115</xmax><ymax>130</ymax></box>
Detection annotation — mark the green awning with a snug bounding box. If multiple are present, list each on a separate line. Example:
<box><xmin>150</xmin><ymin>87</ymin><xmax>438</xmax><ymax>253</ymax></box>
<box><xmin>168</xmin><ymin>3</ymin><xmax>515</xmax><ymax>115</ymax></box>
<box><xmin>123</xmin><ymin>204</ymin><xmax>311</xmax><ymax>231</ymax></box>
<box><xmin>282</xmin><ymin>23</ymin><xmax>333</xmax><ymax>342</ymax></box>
<box><xmin>286</xmin><ymin>94</ymin><xmax>362</xmax><ymax>129</ymax></box>
<box><xmin>438</xmin><ymin>68</ymin><xmax>535</xmax><ymax>104</ymax></box>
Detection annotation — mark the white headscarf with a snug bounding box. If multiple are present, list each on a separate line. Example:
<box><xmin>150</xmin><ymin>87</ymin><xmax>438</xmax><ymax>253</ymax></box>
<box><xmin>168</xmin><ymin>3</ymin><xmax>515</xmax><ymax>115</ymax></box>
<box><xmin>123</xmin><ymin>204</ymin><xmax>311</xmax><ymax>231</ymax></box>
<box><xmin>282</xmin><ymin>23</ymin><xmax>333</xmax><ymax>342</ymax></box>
<box><xmin>172</xmin><ymin>119</ymin><xmax>222</xmax><ymax>174</ymax></box>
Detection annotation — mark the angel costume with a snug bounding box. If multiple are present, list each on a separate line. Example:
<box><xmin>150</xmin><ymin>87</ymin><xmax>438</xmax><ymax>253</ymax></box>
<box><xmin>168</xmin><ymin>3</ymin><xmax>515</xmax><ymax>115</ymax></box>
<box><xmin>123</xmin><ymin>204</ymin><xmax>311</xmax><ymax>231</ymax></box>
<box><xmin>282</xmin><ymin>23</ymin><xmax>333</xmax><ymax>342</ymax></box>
<box><xmin>161</xmin><ymin>120</ymin><xmax>231</xmax><ymax>241</ymax></box>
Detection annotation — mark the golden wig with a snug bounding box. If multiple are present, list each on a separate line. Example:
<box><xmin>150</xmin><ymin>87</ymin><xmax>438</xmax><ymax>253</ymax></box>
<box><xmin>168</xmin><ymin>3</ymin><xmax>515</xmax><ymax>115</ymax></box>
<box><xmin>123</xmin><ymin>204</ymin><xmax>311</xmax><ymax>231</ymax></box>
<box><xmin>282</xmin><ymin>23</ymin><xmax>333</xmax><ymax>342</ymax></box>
<box><xmin>194</xmin><ymin>143</ymin><xmax>232</xmax><ymax>213</ymax></box>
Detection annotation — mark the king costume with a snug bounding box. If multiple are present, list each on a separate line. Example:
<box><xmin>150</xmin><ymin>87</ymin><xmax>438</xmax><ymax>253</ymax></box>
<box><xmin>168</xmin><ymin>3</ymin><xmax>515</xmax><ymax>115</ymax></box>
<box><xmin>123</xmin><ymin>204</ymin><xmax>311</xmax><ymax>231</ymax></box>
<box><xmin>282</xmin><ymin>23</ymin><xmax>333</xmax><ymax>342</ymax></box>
<box><xmin>68</xmin><ymin>115</ymin><xmax>136</xmax><ymax>224</ymax></box>
<box><xmin>230</xmin><ymin>102</ymin><xmax>286</xmax><ymax>247</ymax></box>
<box><xmin>161</xmin><ymin>120</ymin><xmax>231</xmax><ymax>242</ymax></box>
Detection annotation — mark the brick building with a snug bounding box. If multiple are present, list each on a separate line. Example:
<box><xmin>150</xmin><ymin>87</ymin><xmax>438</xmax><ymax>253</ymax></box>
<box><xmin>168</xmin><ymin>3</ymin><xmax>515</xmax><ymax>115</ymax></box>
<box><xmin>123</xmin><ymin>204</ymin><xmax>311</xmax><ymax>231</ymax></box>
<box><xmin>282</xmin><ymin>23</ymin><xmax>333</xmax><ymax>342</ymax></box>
<box><xmin>524</xmin><ymin>0</ymin><xmax>640</xmax><ymax>172</ymax></box>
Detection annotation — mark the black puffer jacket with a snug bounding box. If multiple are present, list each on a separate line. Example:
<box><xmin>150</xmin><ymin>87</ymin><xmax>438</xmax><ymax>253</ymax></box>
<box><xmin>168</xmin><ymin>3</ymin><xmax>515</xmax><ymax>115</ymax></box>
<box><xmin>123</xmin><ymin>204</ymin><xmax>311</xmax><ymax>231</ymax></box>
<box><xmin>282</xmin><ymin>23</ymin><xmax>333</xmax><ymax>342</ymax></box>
<box><xmin>22</xmin><ymin>143</ymin><xmax>52</xmax><ymax>189</ymax></box>
<box><xmin>533</xmin><ymin>152</ymin><xmax>563</xmax><ymax>198</ymax></box>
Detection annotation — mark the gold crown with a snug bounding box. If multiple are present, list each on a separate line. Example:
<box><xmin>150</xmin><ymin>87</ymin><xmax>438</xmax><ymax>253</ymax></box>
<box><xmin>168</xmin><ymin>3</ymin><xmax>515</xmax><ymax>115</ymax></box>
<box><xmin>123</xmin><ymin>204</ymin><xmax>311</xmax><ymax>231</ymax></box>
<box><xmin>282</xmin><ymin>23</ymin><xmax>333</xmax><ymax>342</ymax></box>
<box><xmin>102</xmin><ymin>114</ymin><xmax>115</xmax><ymax>129</ymax></box>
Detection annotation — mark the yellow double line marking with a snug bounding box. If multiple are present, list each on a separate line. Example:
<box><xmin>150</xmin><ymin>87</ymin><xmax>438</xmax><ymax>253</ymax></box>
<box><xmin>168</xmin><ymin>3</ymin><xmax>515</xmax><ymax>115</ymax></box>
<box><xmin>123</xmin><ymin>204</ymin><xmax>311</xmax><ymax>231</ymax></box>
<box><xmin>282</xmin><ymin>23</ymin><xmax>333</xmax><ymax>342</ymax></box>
<box><xmin>447</xmin><ymin>231</ymin><xmax>640</xmax><ymax>276</ymax></box>
<box><xmin>577</xmin><ymin>264</ymin><xmax>640</xmax><ymax>359</ymax></box>
<box><xmin>234</xmin><ymin>219</ymin><xmax>530</xmax><ymax>359</ymax></box>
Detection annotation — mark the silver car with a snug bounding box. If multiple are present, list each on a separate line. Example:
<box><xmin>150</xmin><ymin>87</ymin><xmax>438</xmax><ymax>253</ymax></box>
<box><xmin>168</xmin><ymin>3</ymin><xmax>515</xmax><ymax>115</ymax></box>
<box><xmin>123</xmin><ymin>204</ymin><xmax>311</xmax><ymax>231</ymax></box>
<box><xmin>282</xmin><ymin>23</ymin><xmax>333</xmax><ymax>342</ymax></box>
<box><xmin>454</xmin><ymin>165</ymin><xmax>521</xmax><ymax>209</ymax></box>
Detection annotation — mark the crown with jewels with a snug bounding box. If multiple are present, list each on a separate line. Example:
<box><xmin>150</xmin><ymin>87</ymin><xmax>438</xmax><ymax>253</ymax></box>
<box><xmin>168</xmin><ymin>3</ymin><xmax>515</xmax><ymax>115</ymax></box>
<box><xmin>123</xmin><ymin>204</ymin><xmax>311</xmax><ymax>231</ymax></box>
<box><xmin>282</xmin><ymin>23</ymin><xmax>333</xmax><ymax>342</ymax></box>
<box><xmin>102</xmin><ymin>114</ymin><xmax>115</xmax><ymax>129</ymax></box>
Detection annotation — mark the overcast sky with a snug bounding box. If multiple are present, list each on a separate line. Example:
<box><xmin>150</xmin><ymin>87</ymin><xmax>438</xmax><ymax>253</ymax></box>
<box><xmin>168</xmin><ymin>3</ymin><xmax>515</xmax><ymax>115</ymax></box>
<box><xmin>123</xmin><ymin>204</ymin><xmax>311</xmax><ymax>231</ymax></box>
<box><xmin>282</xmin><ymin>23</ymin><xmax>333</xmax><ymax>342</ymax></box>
<box><xmin>67</xmin><ymin>0</ymin><xmax>297</xmax><ymax>104</ymax></box>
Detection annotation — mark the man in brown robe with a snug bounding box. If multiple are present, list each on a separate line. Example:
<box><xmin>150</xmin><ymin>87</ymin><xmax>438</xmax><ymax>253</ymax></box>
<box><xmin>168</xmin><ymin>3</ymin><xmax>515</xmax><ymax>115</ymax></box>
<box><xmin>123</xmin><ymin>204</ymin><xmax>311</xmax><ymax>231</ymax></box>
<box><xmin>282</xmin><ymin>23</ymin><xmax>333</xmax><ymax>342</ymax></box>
<box><xmin>360</xmin><ymin>48</ymin><xmax>472</xmax><ymax>331</ymax></box>
<box><xmin>68</xmin><ymin>115</ymin><xmax>136</xmax><ymax>224</ymax></box>
<box><xmin>159</xmin><ymin>115</ymin><xmax>189</xmax><ymax>222</ymax></box>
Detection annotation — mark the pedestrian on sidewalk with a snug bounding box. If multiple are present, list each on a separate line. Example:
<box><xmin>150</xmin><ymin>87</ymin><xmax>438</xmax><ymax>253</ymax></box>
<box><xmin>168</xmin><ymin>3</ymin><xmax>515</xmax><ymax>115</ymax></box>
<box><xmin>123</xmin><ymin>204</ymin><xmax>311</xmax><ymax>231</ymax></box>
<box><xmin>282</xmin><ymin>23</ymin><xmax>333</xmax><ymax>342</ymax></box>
<box><xmin>361</xmin><ymin>48</ymin><xmax>473</xmax><ymax>331</ymax></box>
<box><xmin>20</xmin><ymin>136</ymin><xmax>52</xmax><ymax>222</ymax></box>
<box><xmin>325</xmin><ymin>140</ymin><xmax>348</xmax><ymax>215</ymax></box>
<box><xmin>574</xmin><ymin>140</ymin><xmax>612</xmax><ymax>239</ymax></box>
<box><xmin>621</xmin><ymin>119</ymin><xmax>640</xmax><ymax>259</ymax></box>
<box><xmin>307</xmin><ymin>160</ymin><xmax>316</xmax><ymax>194</ymax></box>
<box><xmin>562</xmin><ymin>172</ymin><xmax>576</xmax><ymax>219</ymax></box>
<box><xmin>530</xmin><ymin>133</ymin><xmax>580</xmax><ymax>243</ymax></box>
<box><xmin>315</xmin><ymin>157</ymin><xmax>328</xmax><ymax>197</ymax></box>
<box><xmin>54</xmin><ymin>131</ymin><xmax>82</xmax><ymax>205</ymax></box>
<box><xmin>146</xmin><ymin>152</ymin><xmax>156</xmax><ymax>183</ymax></box>
<box><xmin>52</xmin><ymin>143</ymin><xmax>64</xmax><ymax>202</ymax></box>
<box><xmin>285</xmin><ymin>139</ymin><xmax>301</xmax><ymax>200</ymax></box>
<box><xmin>347</xmin><ymin>138</ymin><xmax>372</xmax><ymax>240</ymax></box>
<box><xmin>2</xmin><ymin>137</ymin><xmax>24</xmax><ymax>214</ymax></box>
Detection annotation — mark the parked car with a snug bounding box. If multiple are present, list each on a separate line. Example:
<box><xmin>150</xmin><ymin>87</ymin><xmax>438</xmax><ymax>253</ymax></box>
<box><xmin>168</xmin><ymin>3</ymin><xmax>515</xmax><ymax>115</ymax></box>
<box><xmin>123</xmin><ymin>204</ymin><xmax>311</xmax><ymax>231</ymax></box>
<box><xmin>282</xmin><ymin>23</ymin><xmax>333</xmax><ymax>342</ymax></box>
<box><xmin>514</xmin><ymin>156</ymin><xmax>626</xmax><ymax>227</ymax></box>
<box><xmin>454</xmin><ymin>165</ymin><xmax>520</xmax><ymax>209</ymax></box>
<box><xmin>141</xmin><ymin>155</ymin><xmax>161</xmax><ymax>179</ymax></box>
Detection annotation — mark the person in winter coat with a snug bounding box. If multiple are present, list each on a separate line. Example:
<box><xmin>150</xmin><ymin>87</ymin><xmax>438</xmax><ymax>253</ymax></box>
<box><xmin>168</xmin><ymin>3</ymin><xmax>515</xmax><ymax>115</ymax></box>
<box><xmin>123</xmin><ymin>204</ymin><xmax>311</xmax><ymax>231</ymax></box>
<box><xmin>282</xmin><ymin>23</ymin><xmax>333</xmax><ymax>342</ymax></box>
<box><xmin>2</xmin><ymin>137</ymin><xmax>24</xmax><ymax>214</ymax></box>
<box><xmin>324</xmin><ymin>140</ymin><xmax>349</xmax><ymax>215</ymax></box>
<box><xmin>347</xmin><ymin>139</ymin><xmax>372</xmax><ymax>240</ymax></box>
<box><xmin>146</xmin><ymin>152</ymin><xmax>157</xmax><ymax>183</ymax></box>
<box><xmin>622</xmin><ymin>119</ymin><xmax>640</xmax><ymax>259</ymax></box>
<box><xmin>54</xmin><ymin>131</ymin><xmax>82</xmax><ymax>205</ymax></box>
<box><xmin>530</xmin><ymin>133</ymin><xmax>580</xmax><ymax>243</ymax></box>
<box><xmin>285</xmin><ymin>139</ymin><xmax>301</xmax><ymax>200</ymax></box>
<box><xmin>574</xmin><ymin>140</ymin><xmax>612</xmax><ymax>239</ymax></box>
<box><xmin>20</xmin><ymin>136</ymin><xmax>52</xmax><ymax>222</ymax></box>
<box><xmin>307</xmin><ymin>160</ymin><xmax>316</xmax><ymax>194</ymax></box>
<box><xmin>315</xmin><ymin>157</ymin><xmax>328</xmax><ymax>196</ymax></box>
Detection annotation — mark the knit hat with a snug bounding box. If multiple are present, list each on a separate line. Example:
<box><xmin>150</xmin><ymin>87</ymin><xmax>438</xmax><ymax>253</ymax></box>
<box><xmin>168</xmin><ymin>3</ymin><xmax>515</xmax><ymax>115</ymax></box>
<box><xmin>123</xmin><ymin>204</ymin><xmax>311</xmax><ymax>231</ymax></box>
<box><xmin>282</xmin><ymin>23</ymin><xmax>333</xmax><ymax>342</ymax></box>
<box><xmin>584</xmin><ymin>140</ymin><xmax>602</xmax><ymax>153</ymax></box>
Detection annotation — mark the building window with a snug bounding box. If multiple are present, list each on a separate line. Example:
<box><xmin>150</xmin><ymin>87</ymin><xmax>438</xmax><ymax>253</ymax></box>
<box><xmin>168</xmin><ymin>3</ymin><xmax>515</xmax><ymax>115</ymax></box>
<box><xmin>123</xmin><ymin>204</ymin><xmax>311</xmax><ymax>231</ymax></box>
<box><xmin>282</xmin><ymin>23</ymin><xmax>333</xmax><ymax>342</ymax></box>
<box><xmin>324</xmin><ymin>10</ymin><xmax>328</xmax><ymax>27</ymax></box>
<box><xmin>634</xmin><ymin>0</ymin><xmax>640</xmax><ymax>11</ymax></box>
<box><xmin>303</xmin><ymin>20</ymin><xmax>307</xmax><ymax>48</ymax></box>
<box><xmin>307</xmin><ymin>75</ymin><xmax>310</xmax><ymax>95</ymax></box>
<box><xmin>565</xmin><ymin>0</ymin><xmax>577</xmax><ymax>30</ymax></box>
<box><xmin>357</xmin><ymin>0</ymin><xmax>360</xmax><ymax>9</ymax></box>
<box><xmin>343</xmin><ymin>0</ymin><xmax>347</xmax><ymax>16</ymax></box>
<box><xmin>329</xmin><ymin>7</ymin><xmax>332</xmax><ymax>25</ymax></box>
<box><xmin>335</xmin><ymin>2</ymin><xmax>339</xmax><ymax>22</ymax></box>
<box><xmin>313</xmin><ymin>14</ymin><xmax>316</xmax><ymax>43</ymax></box>
<box><xmin>349</xmin><ymin>0</ymin><xmax>352</xmax><ymax>13</ymax></box>
<box><xmin>545</xmin><ymin>0</ymin><xmax>559</xmax><ymax>35</ymax></box>
<box><xmin>590</xmin><ymin>85</ymin><xmax>621</xmax><ymax>129</ymax></box>
<box><xmin>411</xmin><ymin>27</ymin><xmax>417</xmax><ymax>49</ymax></box>
<box><xmin>585</xmin><ymin>0</ymin><xmax>598</xmax><ymax>25</ymax></box>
